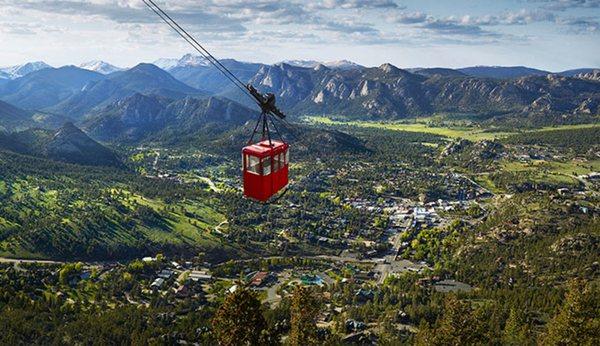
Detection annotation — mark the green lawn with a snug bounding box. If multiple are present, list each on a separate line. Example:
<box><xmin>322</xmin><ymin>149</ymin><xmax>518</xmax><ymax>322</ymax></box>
<box><xmin>499</xmin><ymin>159</ymin><xmax>599</xmax><ymax>186</ymax></box>
<box><xmin>108</xmin><ymin>188</ymin><xmax>225</xmax><ymax>245</ymax></box>
<box><xmin>502</xmin><ymin>159</ymin><xmax>600</xmax><ymax>176</ymax></box>
<box><xmin>305</xmin><ymin>116</ymin><xmax>515</xmax><ymax>141</ymax></box>
<box><xmin>305</xmin><ymin>116</ymin><xmax>600</xmax><ymax>141</ymax></box>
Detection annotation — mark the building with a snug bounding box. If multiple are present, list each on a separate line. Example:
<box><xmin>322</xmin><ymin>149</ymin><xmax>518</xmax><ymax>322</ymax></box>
<box><xmin>174</xmin><ymin>284</ymin><xmax>190</xmax><ymax>298</ymax></box>
<box><xmin>249</xmin><ymin>271</ymin><xmax>272</xmax><ymax>287</ymax></box>
<box><xmin>189</xmin><ymin>270</ymin><xmax>213</xmax><ymax>282</ymax></box>
<box><xmin>355</xmin><ymin>288</ymin><xmax>374</xmax><ymax>302</ymax></box>
<box><xmin>150</xmin><ymin>278</ymin><xmax>165</xmax><ymax>291</ymax></box>
<box><xmin>157</xmin><ymin>269</ymin><xmax>174</xmax><ymax>279</ymax></box>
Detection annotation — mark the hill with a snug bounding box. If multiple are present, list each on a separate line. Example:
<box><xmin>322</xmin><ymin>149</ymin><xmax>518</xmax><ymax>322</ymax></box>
<box><xmin>83</xmin><ymin>94</ymin><xmax>256</xmax><ymax>142</ymax></box>
<box><xmin>558</xmin><ymin>68</ymin><xmax>599</xmax><ymax>77</ymax></box>
<box><xmin>239</xmin><ymin>63</ymin><xmax>600</xmax><ymax>120</ymax></box>
<box><xmin>0</xmin><ymin>66</ymin><xmax>104</xmax><ymax>110</ymax></box>
<box><xmin>0</xmin><ymin>100</ymin><xmax>35</xmax><ymax>131</ymax></box>
<box><xmin>0</xmin><ymin>100</ymin><xmax>70</xmax><ymax>132</ymax></box>
<box><xmin>0</xmin><ymin>149</ymin><xmax>232</xmax><ymax>260</ymax></box>
<box><xmin>0</xmin><ymin>123</ymin><xmax>122</xmax><ymax>167</ymax></box>
<box><xmin>281</xmin><ymin>59</ymin><xmax>364</xmax><ymax>70</ymax></box>
<box><xmin>409</xmin><ymin>67</ymin><xmax>467</xmax><ymax>77</ymax></box>
<box><xmin>457</xmin><ymin>66</ymin><xmax>550</xmax><ymax>79</ymax></box>
<box><xmin>79</xmin><ymin>61</ymin><xmax>124</xmax><ymax>74</ymax></box>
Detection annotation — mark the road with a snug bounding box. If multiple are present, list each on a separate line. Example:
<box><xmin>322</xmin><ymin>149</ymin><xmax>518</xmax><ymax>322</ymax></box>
<box><xmin>457</xmin><ymin>173</ymin><xmax>494</xmax><ymax>196</ymax></box>
<box><xmin>198</xmin><ymin>176</ymin><xmax>220</xmax><ymax>192</ymax></box>
<box><xmin>0</xmin><ymin>257</ymin><xmax>64</xmax><ymax>265</ymax></box>
<box><xmin>213</xmin><ymin>220</ymin><xmax>228</xmax><ymax>234</ymax></box>
<box><xmin>152</xmin><ymin>150</ymin><xmax>160</xmax><ymax>172</ymax></box>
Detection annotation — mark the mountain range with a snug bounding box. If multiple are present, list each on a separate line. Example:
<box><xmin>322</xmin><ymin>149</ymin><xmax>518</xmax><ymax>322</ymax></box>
<box><xmin>47</xmin><ymin>63</ymin><xmax>205</xmax><ymax>119</ymax></box>
<box><xmin>83</xmin><ymin>93</ymin><xmax>257</xmax><ymax>142</ymax></box>
<box><xmin>245</xmin><ymin>62</ymin><xmax>600</xmax><ymax>118</ymax></box>
<box><xmin>282</xmin><ymin>60</ymin><xmax>364</xmax><ymax>70</ymax></box>
<box><xmin>0</xmin><ymin>55</ymin><xmax>599</xmax><ymax>159</ymax></box>
<box><xmin>453</xmin><ymin>66</ymin><xmax>598</xmax><ymax>79</ymax></box>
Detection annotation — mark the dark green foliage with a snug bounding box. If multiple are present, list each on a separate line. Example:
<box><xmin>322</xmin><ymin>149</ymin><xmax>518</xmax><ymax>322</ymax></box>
<box><xmin>289</xmin><ymin>286</ymin><xmax>321</xmax><ymax>346</ymax></box>
<box><xmin>541</xmin><ymin>280</ymin><xmax>600</xmax><ymax>345</ymax></box>
<box><xmin>505</xmin><ymin>127</ymin><xmax>600</xmax><ymax>155</ymax></box>
<box><xmin>415</xmin><ymin>296</ymin><xmax>492</xmax><ymax>345</ymax></box>
<box><xmin>0</xmin><ymin>150</ymin><xmax>228</xmax><ymax>261</ymax></box>
<box><xmin>211</xmin><ymin>286</ymin><xmax>267</xmax><ymax>346</ymax></box>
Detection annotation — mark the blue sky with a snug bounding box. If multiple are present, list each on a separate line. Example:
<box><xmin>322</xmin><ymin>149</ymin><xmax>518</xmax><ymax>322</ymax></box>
<box><xmin>1</xmin><ymin>0</ymin><xmax>599</xmax><ymax>71</ymax></box>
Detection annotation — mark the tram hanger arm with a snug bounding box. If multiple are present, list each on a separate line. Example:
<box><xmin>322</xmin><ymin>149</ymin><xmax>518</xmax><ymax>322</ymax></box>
<box><xmin>246</xmin><ymin>84</ymin><xmax>286</xmax><ymax>119</ymax></box>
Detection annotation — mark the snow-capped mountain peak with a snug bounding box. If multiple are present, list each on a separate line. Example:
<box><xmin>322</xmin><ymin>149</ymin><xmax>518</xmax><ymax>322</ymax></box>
<box><xmin>153</xmin><ymin>54</ymin><xmax>211</xmax><ymax>71</ymax></box>
<box><xmin>79</xmin><ymin>60</ymin><xmax>123</xmax><ymax>74</ymax></box>
<box><xmin>324</xmin><ymin>60</ymin><xmax>364</xmax><ymax>70</ymax></box>
<box><xmin>281</xmin><ymin>60</ymin><xmax>322</xmax><ymax>68</ymax></box>
<box><xmin>178</xmin><ymin>54</ymin><xmax>210</xmax><ymax>67</ymax></box>
<box><xmin>153</xmin><ymin>57</ymin><xmax>180</xmax><ymax>70</ymax></box>
<box><xmin>281</xmin><ymin>59</ymin><xmax>364</xmax><ymax>70</ymax></box>
<box><xmin>0</xmin><ymin>61</ymin><xmax>52</xmax><ymax>79</ymax></box>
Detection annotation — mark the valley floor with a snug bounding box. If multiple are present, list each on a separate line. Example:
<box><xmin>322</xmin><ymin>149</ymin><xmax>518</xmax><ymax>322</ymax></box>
<box><xmin>1</xmin><ymin>117</ymin><xmax>599</xmax><ymax>344</ymax></box>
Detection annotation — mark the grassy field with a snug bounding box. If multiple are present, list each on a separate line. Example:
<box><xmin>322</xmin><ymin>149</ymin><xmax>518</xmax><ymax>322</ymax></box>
<box><xmin>502</xmin><ymin>159</ymin><xmax>600</xmax><ymax>176</ymax></box>
<box><xmin>306</xmin><ymin>116</ymin><xmax>600</xmax><ymax>141</ymax></box>
<box><xmin>109</xmin><ymin>188</ymin><xmax>226</xmax><ymax>245</ymax></box>
<box><xmin>498</xmin><ymin>159</ymin><xmax>600</xmax><ymax>186</ymax></box>
<box><xmin>0</xmin><ymin>180</ymin><xmax>228</xmax><ymax>259</ymax></box>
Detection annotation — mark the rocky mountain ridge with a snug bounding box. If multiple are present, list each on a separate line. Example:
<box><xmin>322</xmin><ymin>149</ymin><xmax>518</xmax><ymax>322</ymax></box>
<box><xmin>82</xmin><ymin>93</ymin><xmax>257</xmax><ymax>142</ymax></box>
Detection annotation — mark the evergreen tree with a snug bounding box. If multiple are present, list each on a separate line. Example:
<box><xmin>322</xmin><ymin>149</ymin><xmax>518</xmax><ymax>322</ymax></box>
<box><xmin>289</xmin><ymin>286</ymin><xmax>321</xmax><ymax>346</ymax></box>
<box><xmin>542</xmin><ymin>280</ymin><xmax>600</xmax><ymax>346</ymax></box>
<box><xmin>415</xmin><ymin>295</ymin><xmax>490</xmax><ymax>345</ymax></box>
<box><xmin>503</xmin><ymin>308</ymin><xmax>531</xmax><ymax>345</ymax></box>
<box><xmin>212</xmin><ymin>287</ymin><xmax>267</xmax><ymax>346</ymax></box>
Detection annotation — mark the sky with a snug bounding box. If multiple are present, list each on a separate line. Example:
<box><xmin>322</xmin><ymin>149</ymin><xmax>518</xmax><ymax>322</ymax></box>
<box><xmin>1</xmin><ymin>0</ymin><xmax>599</xmax><ymax>71</ymax></box>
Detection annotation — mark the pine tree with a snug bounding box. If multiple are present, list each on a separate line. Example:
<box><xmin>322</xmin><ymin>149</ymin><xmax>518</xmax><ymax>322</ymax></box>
<box><xmin>503</xmin><ymin>308</ymin><xmax>531</xmax><ymax>345</ymax></box>
<box><xmin>212</xmin><ymin>286</ymin><xmax>267</xmax><ymax>346</ymax></box>
<box><xmin>415</xmin><ymin>295</ymin><xmax>490</xmax><ymax>345</ymax></box>
<box><xmin>289</xmin><ymin>286</ymin><xmax>321</xmax><ymax>346</ymax></box>
<box><xmin>542</xmin><ymin>280</ymin><xmax>600</xmax><ymax>346</ymax></box>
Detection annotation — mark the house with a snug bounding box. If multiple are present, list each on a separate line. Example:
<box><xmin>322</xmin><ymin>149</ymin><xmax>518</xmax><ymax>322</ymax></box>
<box><xmin>397</xmin><ymin>310</ymin><xmax>410</xmax><ymax>324</ymax></box>
<box><xmin>228</xmin><ymin>285</ymin><xmax>238</xmax><ymax>294</ymax></box>
<box><xmin>249</xmin><ymin>271</ymin><xmax>273</xmax><ymax>287</ymax></box>
<box><xmin>151</xmin><ymin>278</ymin><xmax>165</xmax><ymax>291</ymax></box>
<box><xmin>174</xmin><ymin>284</ymin><xmax>190</xmax><ymax>298</ymax></box>
<box><xmin>345</xmin><ymin>319</ymin><xmax>367</xmax><ymax>333</ymax></box>
<box><xmin>355</xmin><ymin>288</ymin><xmax>375</xmax><ymax>302</ymax></box>
<box><xmin>158</xmin><ymin>269</ymin><xmax>174</xmax><ymax>279</ymax></box>
<box><xmin>189</xmin><ymin>270</ymin><xmax>213</xmax><ymax>282</ymax></box>
<box><xmin>364</xmin><ymin>249</ymin><xmax>378</xmax><ymax>258</ymax></box>
<box><xmin>588</xmin><ymin>172</ymin><xmax>600</xmax><ymax>180</ymax></box>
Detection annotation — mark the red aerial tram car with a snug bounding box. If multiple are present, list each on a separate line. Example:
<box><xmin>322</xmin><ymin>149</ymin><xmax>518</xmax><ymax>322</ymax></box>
<box><xmin>242</xmin><ymin>140</ymin><xmax>289</xmax><ymax>202</ymax></box>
